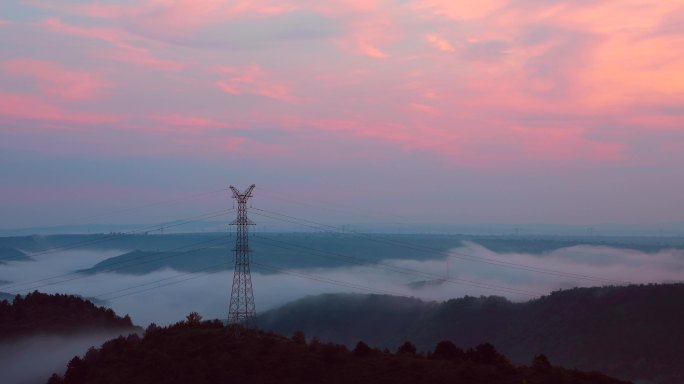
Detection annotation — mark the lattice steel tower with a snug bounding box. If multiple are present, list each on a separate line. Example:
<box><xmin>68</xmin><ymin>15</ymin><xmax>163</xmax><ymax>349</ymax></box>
<box><xmin>228</xmin><ymin>184</ymin><xmax>256</xmax><ymax>326</ymax></box>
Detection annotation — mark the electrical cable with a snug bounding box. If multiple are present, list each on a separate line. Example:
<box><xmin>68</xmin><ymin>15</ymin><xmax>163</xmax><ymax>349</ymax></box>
<box><xmin>250</xmin><ymin>207</ymin><xmax>627</xmax><ymax>285</ymax></box>
<box><xmin>0</xmin><ymin>208</ymin><xmax>233</xmax><ymax>262</ymax></box>
<box><xmin>2</xmin><ymin>236</ymin><xmax>228</xmax><ymax>294</ymax></box>
<box><xmin>254</xmin><ymin>234</ymin><xmax>542</xmax><ymax>297</ymax></box>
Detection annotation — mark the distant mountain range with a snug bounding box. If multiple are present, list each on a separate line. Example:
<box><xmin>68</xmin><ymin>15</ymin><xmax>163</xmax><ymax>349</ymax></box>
<box><xmin>2</xmin><ymin>233</ymin><xmax>682</xmax><ymax>276</ymax></box>
<box><xmin>2</xmin><ymin>220</ymin><xmax>684</xmax><ymax>236</ymax></box>
<box><xmin>259</xmin><ymin>283</ymin><xmax>684</xmax><ymax>384</ymax></box>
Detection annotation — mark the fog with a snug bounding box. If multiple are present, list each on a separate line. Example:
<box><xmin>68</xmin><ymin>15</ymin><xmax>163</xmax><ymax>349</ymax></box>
<box><xmin>1</xmin><ymin>241</ymin><xmax>683</xmax><ymax>383</ymax></box>
<box><xmin>0</xmin><ymin>331</ymin><xmax>134</xmax><ymax>384</ymax></box>
<box><xmin>2</xmin><ymin>242</ymin><xmax>683</xmax><ymax>326</ymax></box>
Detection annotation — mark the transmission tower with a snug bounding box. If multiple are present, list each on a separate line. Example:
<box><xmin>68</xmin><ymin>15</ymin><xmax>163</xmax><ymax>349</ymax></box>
<box><xmin>228</xmin><ymin>184</ymin><xmax>257</xmax><ymax>326</ymax></box>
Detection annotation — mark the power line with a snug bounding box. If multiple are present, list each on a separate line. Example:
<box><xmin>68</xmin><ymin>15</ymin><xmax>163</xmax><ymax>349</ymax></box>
<box><xmin>0</xmin><ymin>208</ymin><xmax>234</xmax><ymax>262</ymax></box>
<box><xmin>97</xmin><ymin>260</ymin><xmax>233</xmax><ymax>301</ymax></box>
<box><xmin>254</xmin><ymin>234</ymin><xmax>541</xmax><ymax>297</ymax></box>
<box><xmin>250</xmin><ymin>207</ymin><xmax>627</xmax><ymax>285</ymax></box>
<box><xmin>3</xmin><ymin>236</ymin><xmax>228</xmax><ymax>294</ymax></box>
<box><xmin>252</xmin><ymin>261</ymin><xmax>409</xmax><ymax>297</ymax></box>
<box><xmin>100</xmin><ymin>259</ymin><xmax>410</xmax><ymax>302</ymax></box>
<box><xmin>257</xmin><ymin>187</ymin><xmax>416</xmax><ymax>224</ymax></box>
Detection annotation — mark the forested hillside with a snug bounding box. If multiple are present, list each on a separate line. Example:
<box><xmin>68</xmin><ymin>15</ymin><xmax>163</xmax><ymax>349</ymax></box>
<box><xmin>45</xmin><ymin>316</ymin><xmax>629</xmax><ymax>384</ymax></box>
<box><xmin>260</xmin><ymin>283</ymin><xmax>684</xmax><ymax>384</ymax></box>
<box><xmin>0</xmin><ymin>291</ymin><xmax>138</xmax><ymax>340</ymax></box>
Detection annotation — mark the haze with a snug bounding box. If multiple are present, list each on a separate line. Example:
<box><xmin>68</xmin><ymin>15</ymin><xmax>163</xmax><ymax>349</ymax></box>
<box><xmin>2</xmin><ymin>242</ymin><xmax>682</xmax><ymax>326</ymax></box>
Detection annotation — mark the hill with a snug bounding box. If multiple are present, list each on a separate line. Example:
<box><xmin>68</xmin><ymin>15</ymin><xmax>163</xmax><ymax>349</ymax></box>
<box><xmin>0</xmin><ymin>247</ymin><xmax>31</xmax><ymax>264</ymax></box>
<box><xmin>4</xmin><ymin>233</ymin><xmax>683</xmax><ymax>275</ymax></box>
<box><xmin>0</xmin><ymin>291</ymin><xmax>138</xmax><ymax>340</ymax></box>
<box><xmin>45</xmin><ymin>316</ymin><xmax>629</xmax><ymax>384</ymax></box>
<box><xmin>259</xmin><ymin>284</ymin><xmax>684</xmax><ymax>384</ymax></box>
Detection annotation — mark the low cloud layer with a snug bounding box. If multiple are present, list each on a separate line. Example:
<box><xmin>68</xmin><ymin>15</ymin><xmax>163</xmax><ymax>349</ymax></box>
<box><xmin>2</xmin><ymin>242</ymin><xmax>683</xmax><ymax>328</ymax></box>
<box><xmin>2</xmin><ymin>241</ymin><xmax>682</xmax><ymax>384</ymax></box>
<box><xmin>0</xmin><ymin>331</ymin><xmax>133</xmax><ymax>384</ymax></box>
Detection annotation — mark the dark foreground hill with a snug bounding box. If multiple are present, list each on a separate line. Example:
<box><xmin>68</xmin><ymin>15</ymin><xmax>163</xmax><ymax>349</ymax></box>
<box><xmin>46</xmin><ymin>316</ymin><xmax>629</xmax><ymax>384</ymax></box>
<box><xmin>259</xmin><ymin>284</ymin><xmax>684</xmax><ymax>384</ymax></box>
<box><xmin>0</xmin><ymin>291</ymin><xmax>138</xmax><ymax>340</ymax></box>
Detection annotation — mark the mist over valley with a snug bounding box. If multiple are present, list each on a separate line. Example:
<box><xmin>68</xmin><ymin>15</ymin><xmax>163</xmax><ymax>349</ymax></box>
<box><xmin>2</xmin><ymin>233</ymin><xmax>683</xmax><ymax>326</ymax></box>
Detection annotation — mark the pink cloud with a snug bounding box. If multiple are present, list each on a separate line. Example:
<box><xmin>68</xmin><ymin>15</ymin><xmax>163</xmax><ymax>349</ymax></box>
<box><xmin>39</xmin><ymin>1</ymin><xmax>398</xmax><ymax>59</ymax></box>
<box><xmin>42</xmin><ymin>17</ymin><xmax>126</xmax><ymax>47</ymax></box>
<box><xmin>411</xmin><ymin>0</ymin><xmax>508</xmax><ymax>20</ymax></box>
<box><xmin>2</xmin><ymin>58</ymin><xmax>110</xmax><ymax>101</ymax></box>
<box><xmin>142</xmin><ymin>114</ymin><xmax>238</xmax><ymax>134</ymax></box>
<box><xmin>169</xmin><ymin>136</ymin><xmax>245</xmax><ymax>152</ymax></box>
<box><xmin>0</xmin><ymin>92</ymin><xmax>118</xmax><ymax>125</ymax></box>
<box><xmin>510</xmin><ymin>125</ymin><xmax>626</xmax><ymax>163</ymax></box>
<box><xmin>409</xmin><ymin>103</ymin><xmax>440</xmax><ymax>115</ymax></box>
<box><xmin>357</xmin><ymin>42</ymin><xmax>389</xmax><ymax>58</ymax></box>
<box><xmin>307</xmin><ymin>1</ymin><xmax>398</xmax><ymax>58</ymax></box>
<box><xmin>274</xmin><ymin>115</ymin><xmax>456</xmax><ymax>158</ymax></box>
<box><xmin>425</xmin><ymin>34</ymin><xmax>455</xmax><ymax>52</ymax></box>
<box><xmin>10</xmin><ymin>0</ymin><xmax>683</xmax><ymax>169</ymax></box>
<box><xmin>74</xmin><ymin>0</ymin><xmax>297</xmax><ymax>37</ymax></box>
<box><xmin>110</xmin><ymin>122</ymin><xmax>288</xmax><ymax>159</ymax></box>
<box><xmin>99</xmin><ymin>48</ymin><xmax>185</xmax><ymax>72</ymax></box>
<box><xmin>151</xmin><ymin>113</ymin><xmax>227</xmax><ymax>128</ymax></box>
<box><xmin>42</xmin><ymin>18</ymin><xmax>184</xmax><ymax>72</ymax></box>
<box><xmin>215</xmin><ymin>65</ymin><xmax>298</xmax><ymax>102</ymax></box>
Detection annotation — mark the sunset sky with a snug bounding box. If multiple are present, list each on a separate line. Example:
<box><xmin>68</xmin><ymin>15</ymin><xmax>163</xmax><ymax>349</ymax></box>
<box><xmin>1</xmin><ymin>0</ymin><xmax>683</xmax><ymax>229</ymax></box>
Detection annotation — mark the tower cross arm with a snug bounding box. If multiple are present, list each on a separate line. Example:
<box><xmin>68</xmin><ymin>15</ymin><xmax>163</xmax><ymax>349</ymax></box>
<box><xmin>229</xmin><ymin>184</ymin><xmax>256</xmax><ymax>200</ymax></box>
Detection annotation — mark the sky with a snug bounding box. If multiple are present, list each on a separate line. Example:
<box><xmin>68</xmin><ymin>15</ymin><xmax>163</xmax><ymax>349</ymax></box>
<box><xmin>1</xmin><ymin>0</ymin><xmax>684</xmax><ymax>230</ymax></box>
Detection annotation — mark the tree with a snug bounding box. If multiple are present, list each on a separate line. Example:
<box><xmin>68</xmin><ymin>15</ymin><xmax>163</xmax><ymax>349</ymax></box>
<box><xmin>46</xmin><ymin>373</ymin><xmax>64</xmax><ymax>384</ymax></box>
<box><xmin>353</xmin><ymin>341</ymin><xmax>372</xmax><ymax>356</ymax></box>
<box><xmin>292</xmin><ymin>330</ymin><xmax>307</xmax><ymax>345</ymax></box>
<box><xmin>466</xmin><ymin>343</ymin><xmax>509</xmax><ymax>366</ymax></box>
<box><xmin>185</xmin><ymin>312</ymin><xmax>203</xmax><ymax>325</ymax></box>
<box><xmin>397</xmin><ymin>341</ymin><xmax>417</xmax><ymax>356</ymax></box>
<box><xmin>145</xmin><ymin>322</ymin><xmax>159</xmax><ymax>336</ymax></box>
<box><xmin>433</xmin><ymin>340</ymin><xmax>464</xmax><ymax>360</ymax></box>
<box><xmin>309</xmin><ymin>336</ymin><xmax>321</xmax><ymax>352</ymax></box>
<box><xmin>64</xmin><ymin>356</ymin><xmax>87</xmax><ymax>383</ymax></box>
<box><xmin>532</xmin><ymin>354</ymin><xmax>552</xmax><ymax>371</ymax></box>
